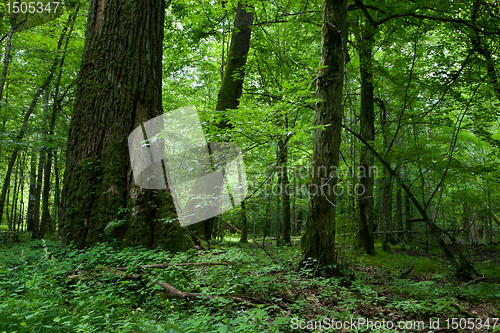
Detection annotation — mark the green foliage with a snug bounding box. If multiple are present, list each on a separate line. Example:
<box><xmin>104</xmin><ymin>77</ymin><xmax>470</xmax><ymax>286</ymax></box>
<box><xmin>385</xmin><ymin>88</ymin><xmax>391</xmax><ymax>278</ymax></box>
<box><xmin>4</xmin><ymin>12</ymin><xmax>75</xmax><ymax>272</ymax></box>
<box><xmin>1</xmin><ymin>238</ymin><xmax>498</xmax><ymax>332</ymax></box>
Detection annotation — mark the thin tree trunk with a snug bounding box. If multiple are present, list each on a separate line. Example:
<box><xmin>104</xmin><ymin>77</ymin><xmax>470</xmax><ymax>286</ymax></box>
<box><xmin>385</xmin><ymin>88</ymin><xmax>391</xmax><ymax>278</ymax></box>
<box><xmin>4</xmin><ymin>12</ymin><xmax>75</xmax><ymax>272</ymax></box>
<box><xmin>9</xmin><ymin>157</ymin><xmax>18</xmax><ymax>231</ymax></box>
<box><xmin>262</xmin><ymin>201</ymin><xmax>270</xmax><ymax>245</ymax></box>
<box><xmin>26</xmin><ymin>152</ymin><xmax>37</xmax><ymax>231</ymax></box>
<box><xmin>42</xmin><ymin>7</ymin><xmax>79</xmax><ymax>238</ymax></box>
<box><xmin>0</xmin><ymin>12</ymin><xmax>17</xmax><ymax>102</ymax></box>
<box><xmin>0</xmin><ymin>15</ymin><xmax>68</xmax><ymax>226</ymax></box>
<box><xmin>33</xmin><ymin>89</ymin><xmax>51</xmax><ymax>239</ymax></box>
<box><xmin>297</xmin><ymin>189</ymin><xmax>303</xmax><ymax>233</ymax></box>
<box><xmin>396</xmin><ymin>169</ymin><xmax>403</xmax><ymax>243</ymax></box>
<box><xmin>278</xmin><ymin>128</ymin><xmax>291</xmax><ymax>244</ymax></box>
<box><xmin>379</xmin><ymin>99</ymin><xmax>394</xmax><ymax>250</ymax></box>
<box><xmin>291</xmin><ymin>189</ymin><xmax>296</xmax><ymax>236</ymax></box>
<box><xmin>5</xmin><ymin>187</ymin><xmax>10</xmax><ymax>229</ymax></box>
<box><xmin>381</xmin><ymin>170</ymin><xmax>393</xmax><ymax>251</ymax></box>
<box><xmin>0</xmin><ymin>14</ymin><xmax>17</xmax><ymax>221</ymax></box>
<box><xmin>276</xmin><ymin>192</ymin><xmax>281</xmax><ymax>245</ymax></box>
<box><xmin>344</xmin><ymin>125</ymin><xmax>477</xmax><ymax>278</ymax></box>
<box><xmin>405</xmin><ymin>190</ymin><xmax>412</xmax><ymax>241</ymax></box>
<box><xmin>191</xmin><ymin>2</ymin><xmax>254</xmax><ymax>242</ymax></box>
<box><xmin>55</xmin><ymin>150</ymin><xmax>62</xmax><ymax>236</ymax></box>
<box><xmin>239</xmin><ymin>200</ymin><xmax>248</xmax><ymax>243</ymax></box>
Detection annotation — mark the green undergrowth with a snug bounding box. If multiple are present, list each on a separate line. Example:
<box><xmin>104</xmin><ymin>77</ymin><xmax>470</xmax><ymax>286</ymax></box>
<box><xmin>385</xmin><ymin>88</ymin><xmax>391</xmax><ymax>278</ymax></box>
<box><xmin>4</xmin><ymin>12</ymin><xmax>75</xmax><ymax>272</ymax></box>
<box><xmin>0</xmin><ymin>235</ymin><xmax>499</xmax><ymax>332</ymax></box>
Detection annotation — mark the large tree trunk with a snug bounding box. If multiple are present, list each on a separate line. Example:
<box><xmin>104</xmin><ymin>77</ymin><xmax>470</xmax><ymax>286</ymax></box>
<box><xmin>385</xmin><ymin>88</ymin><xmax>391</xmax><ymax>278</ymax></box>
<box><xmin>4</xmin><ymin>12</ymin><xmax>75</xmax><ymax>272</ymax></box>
<box><xmin>61</xmin><ymin>0</ymin><xmax>191</xmax><ymax>251</ymax></box>
<box><xmin>300</xmin><ymin>0</ymin><xmax>348</xmax><ymax>275</ymax></box>
<box><xmin>356</xmin><ymin>21</ymin><xmax>375</xmax><ymax>255</ymax></box>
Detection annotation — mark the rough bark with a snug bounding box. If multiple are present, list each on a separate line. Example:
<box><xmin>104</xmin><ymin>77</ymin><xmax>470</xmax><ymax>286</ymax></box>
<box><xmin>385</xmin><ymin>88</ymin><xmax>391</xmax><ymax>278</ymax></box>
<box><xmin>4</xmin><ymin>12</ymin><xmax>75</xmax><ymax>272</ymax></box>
<box><xmin>215</xmin><ymin>2</ymin><xmax>254</xmax><ymax>121</ymax></box>
<box><xmin>300</xmin><ymin>0</ymin><xmax>348</xmax><ymax>275</ymax></box>
<box><xmin>61</xmin><ymin>0</ymin><xmax>191</xmax><ymax>251</ymax></box>
<box><xmin>356</xmin><ymin>21</ymin><xmax>375</xmax><ymax>255</ymax></box>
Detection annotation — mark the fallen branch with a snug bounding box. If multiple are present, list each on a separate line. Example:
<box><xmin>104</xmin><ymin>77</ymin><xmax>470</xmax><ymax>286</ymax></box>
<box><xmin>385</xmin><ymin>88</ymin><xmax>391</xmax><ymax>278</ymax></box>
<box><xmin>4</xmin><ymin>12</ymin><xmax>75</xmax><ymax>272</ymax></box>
<box><xmin>450</xmin><ymin>303</ymin><xmax>477</xmax><ymax>318</ymax></box>
<box><xmin>465</xmin><ymin>272</ymin><xmax>485</xmax><ymax>285</ymax></box>
<box><xmin>68</xmin><ymin>265</ymin><xmax>261</xmax><ymax>306</ymax></box>
<box><xmin>398</xmin><ymin>265</ymin><xmax>414</xmax><ymax>278</ymax></box>
<box><xmin>115</xmin><ymin>262</ymin><xmax>231</xmax><ymax>271</ymax></box>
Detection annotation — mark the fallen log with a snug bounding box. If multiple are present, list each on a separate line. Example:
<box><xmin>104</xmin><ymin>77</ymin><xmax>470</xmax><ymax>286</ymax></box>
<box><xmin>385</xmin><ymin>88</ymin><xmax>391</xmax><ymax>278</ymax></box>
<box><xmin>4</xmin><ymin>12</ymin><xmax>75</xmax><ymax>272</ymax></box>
<box><xmin>67</xmin><ymin>265</ymin><xmax>264</xmax><ymax>306</ymax></box>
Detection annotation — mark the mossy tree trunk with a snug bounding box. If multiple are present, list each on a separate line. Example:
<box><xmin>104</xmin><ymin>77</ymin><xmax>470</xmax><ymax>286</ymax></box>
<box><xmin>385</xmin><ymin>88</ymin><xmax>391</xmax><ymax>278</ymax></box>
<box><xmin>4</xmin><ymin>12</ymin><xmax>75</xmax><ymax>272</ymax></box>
<box><xmin>356</xmin><ymin>20</ymin><xmax>375</xmax><ymax>255</ymax></box>
<box><xmin>300</xmin><ymin>0</ymin><xmax>348</xmax><ymax>275</ymax></box>
<box><xmin>61</xmin><ymin>0</ymin><xmax>192</xmax><ymax>252</ymax></box>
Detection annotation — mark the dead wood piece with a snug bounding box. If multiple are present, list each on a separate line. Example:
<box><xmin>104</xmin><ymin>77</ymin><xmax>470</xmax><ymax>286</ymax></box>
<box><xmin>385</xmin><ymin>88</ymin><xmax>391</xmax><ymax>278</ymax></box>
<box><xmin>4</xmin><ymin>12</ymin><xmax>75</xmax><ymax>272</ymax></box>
<box><xmin>398</xmin><ymin>265</ymin><xmax>414</xmax><ymax>278</ymax></box>
<box><xmin>68</xmin><ymin>265</ymin><xmax>256</xmax><ymax>306</ymax></box>
<box><xmin>465</xmin><ymin>274</ymin><xmax>486</xmax><ymax>285</ymax></box>
<box><xmin>450</xmin><ymin>303</ymin><xmax>477</xmax><ymax>318</ymax></box>
<box><xmin>115</xmin><ymin>262</ymin><xmax>231</xmax><ymax>271</ymax></box>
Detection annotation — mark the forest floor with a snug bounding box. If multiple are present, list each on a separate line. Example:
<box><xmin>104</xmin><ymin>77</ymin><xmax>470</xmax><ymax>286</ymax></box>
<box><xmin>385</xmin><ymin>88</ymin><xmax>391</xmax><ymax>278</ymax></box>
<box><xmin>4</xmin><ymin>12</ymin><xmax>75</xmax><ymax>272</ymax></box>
<box><xmin>0</xmin><ymin>233</ymin><xmax>499</xmax><ymax>332</ymax></box>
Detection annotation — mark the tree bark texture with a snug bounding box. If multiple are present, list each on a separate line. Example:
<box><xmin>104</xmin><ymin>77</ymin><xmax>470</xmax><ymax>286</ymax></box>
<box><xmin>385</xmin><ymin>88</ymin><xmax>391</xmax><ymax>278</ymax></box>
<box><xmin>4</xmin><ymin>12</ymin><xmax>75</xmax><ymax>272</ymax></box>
<box><xmin>356</xmin><ymin>23</ymin><xmax>375</xmax><ymax>255</ymax></box>
<box><xmin>301</xmin><ymin>0</ymin><xmax>348</xmax><ymax>273</ymax></box>
<box><xmin>61</xmin><ymin>0</ymin><xmax>191</xmax><ymax>251</ymax></box>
